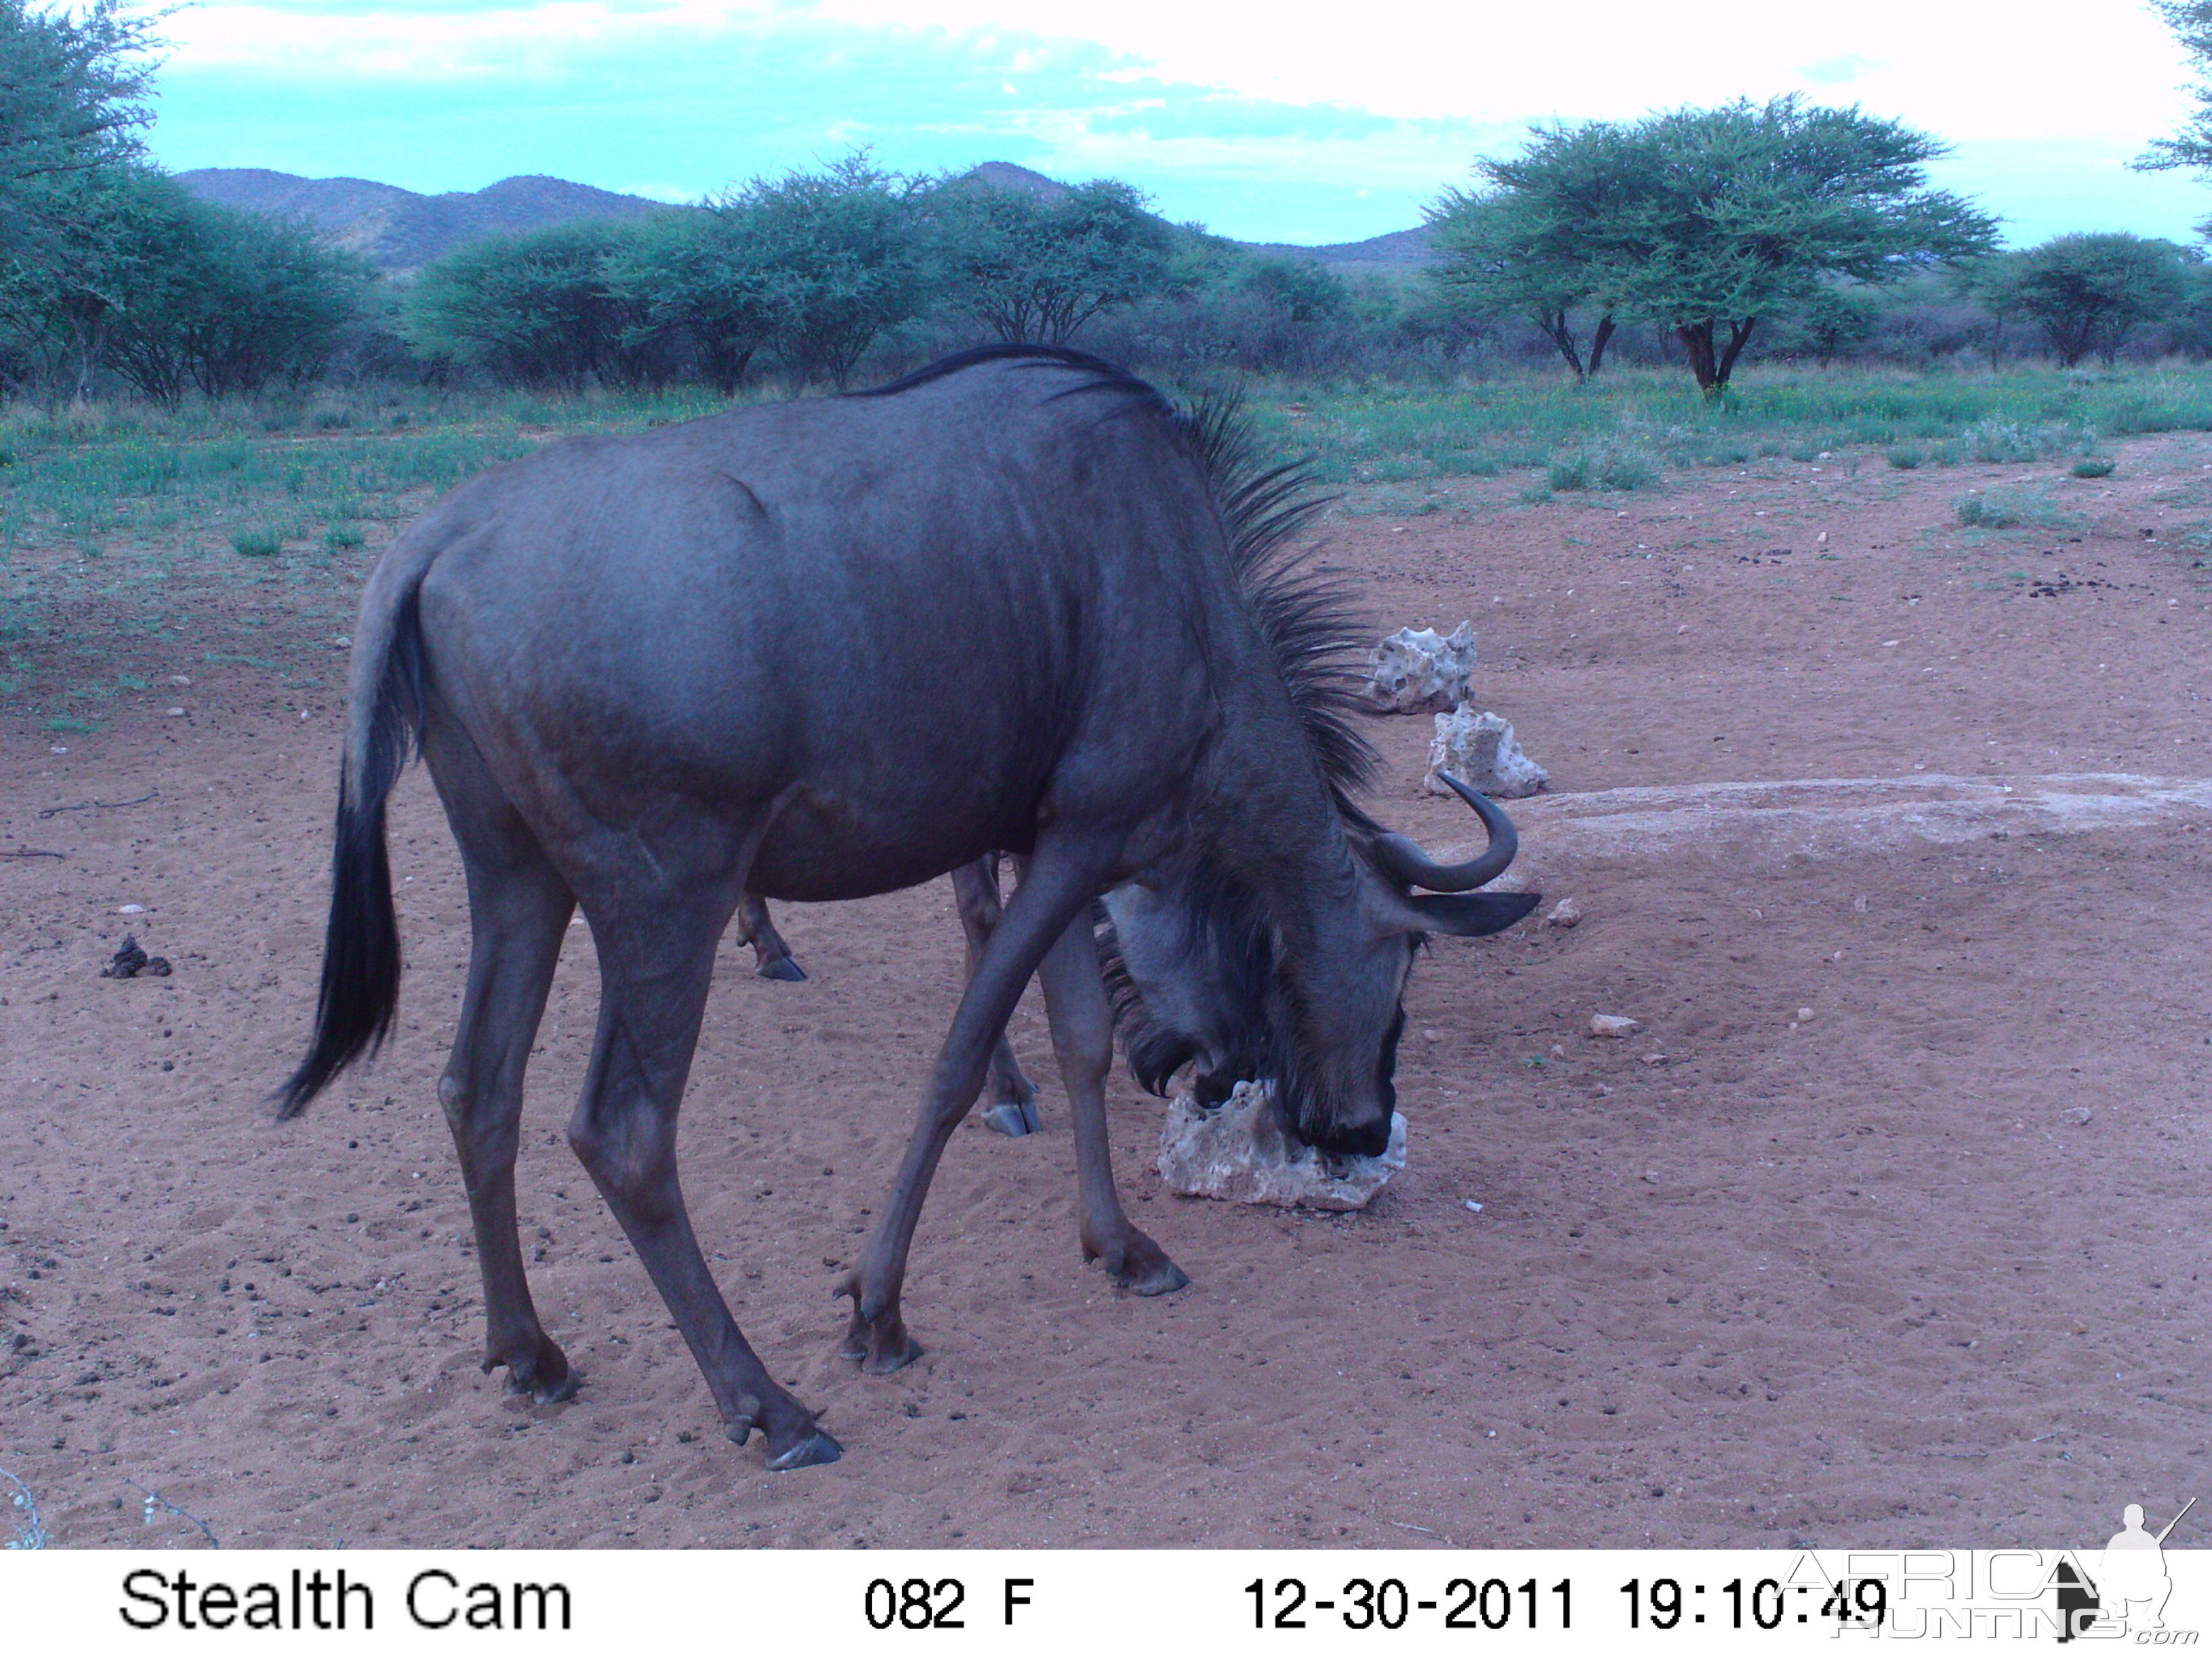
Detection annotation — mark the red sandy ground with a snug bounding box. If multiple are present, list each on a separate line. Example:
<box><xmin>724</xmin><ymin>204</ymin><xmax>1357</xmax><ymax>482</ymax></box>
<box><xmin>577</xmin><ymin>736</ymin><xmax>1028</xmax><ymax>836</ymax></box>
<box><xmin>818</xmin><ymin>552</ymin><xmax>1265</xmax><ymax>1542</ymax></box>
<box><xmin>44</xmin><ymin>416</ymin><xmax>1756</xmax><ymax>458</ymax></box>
<box><xmin>1</xmin><ymin>431</ymin><xmax>2208</xmax><ymax>1549</ymax></box>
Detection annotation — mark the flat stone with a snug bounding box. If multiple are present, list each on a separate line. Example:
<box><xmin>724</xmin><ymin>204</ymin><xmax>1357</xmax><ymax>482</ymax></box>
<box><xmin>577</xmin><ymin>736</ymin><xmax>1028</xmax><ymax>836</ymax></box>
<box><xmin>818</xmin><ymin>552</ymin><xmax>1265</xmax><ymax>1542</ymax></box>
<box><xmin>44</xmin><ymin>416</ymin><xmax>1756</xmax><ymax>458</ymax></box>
<box><xmin>1157</xmin><ymin>1080</ymin><xmax>1405</xmax><ymax>1212</ymax></box>
<box><xmin>1591</xmin><ymin>1014</ymin><xmax>1639</xmax><ymax>1038</ymax></box>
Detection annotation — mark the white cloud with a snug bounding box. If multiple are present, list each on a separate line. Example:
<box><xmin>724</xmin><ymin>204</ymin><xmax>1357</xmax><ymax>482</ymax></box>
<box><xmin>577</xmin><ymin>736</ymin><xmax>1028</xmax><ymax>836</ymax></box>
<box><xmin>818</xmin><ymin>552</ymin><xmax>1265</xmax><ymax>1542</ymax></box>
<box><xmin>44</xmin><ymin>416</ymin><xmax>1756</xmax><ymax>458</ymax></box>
<box><xmin>148</xmin><ymin>0</ymin><xmax>2212</xmax><ymax>244</ymax></box>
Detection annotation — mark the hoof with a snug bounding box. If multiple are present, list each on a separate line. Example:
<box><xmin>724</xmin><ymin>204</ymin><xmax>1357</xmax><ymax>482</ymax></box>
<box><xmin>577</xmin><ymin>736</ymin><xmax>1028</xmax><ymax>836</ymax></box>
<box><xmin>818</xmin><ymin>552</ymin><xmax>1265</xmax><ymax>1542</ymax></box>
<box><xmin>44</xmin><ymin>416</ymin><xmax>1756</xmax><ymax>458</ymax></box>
<box><xmin>756</xmin><ymin>956</ymin><xmax>807</xmax><ymax>983</ymax></box>
<box><xmin>1086</xmin><ymin>1232</ymin><xmax>1191</xmax><ymax>1297</ymax></box>
<box><xmin>767</xmin><ymin>1429</ymin><xmax>844</xmax><ymax>1471</ymax></box>
<box><xmin>979</xmin><ymin>1101</ymin><xmax>1041</xmax><ymax>1137</ymax></box>
<box><xmin>837</xmin><ymin>1326</ymin><xmax>924</xmax><ymax>1373</ymax></box>
<box><xmin>486</xmin><ymin>1342</ymin><xmax>578</xmax><ymax>1403</ymax></box>
<box><xmin>836</xmin><ymin>1282</ymin><xmax>924</xmax><ymax>1372</ymax></box>
<box><xmin>1126</xmin><ymin>1261</ymin><xmax>1191</xmax><ymax>1297</ymax></box>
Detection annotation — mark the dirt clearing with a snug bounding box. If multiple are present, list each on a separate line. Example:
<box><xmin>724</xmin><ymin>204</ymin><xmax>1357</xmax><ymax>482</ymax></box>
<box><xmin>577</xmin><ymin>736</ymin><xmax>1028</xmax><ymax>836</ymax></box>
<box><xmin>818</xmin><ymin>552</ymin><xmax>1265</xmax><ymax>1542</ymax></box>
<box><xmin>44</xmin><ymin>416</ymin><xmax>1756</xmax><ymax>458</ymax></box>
<box><xmin>2</xmin><ymin>432</ymin><xmax>2208</xmax><ymax>1548</ymax></box>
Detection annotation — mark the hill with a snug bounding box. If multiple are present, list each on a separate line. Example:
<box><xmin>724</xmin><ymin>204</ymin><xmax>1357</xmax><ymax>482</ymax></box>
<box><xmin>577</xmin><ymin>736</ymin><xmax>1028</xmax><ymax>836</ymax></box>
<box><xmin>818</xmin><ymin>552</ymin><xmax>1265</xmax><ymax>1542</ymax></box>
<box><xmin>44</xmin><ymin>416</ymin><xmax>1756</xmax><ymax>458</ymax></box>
<box><xmin>175</xmin><ymin>163</ymin><xmax>1435</xmax><ymax>277</ymax></box>
<box><xmin>175</xmin><ymin>169</ymin><xmax>669</xmax><ymax>273</ymax></box>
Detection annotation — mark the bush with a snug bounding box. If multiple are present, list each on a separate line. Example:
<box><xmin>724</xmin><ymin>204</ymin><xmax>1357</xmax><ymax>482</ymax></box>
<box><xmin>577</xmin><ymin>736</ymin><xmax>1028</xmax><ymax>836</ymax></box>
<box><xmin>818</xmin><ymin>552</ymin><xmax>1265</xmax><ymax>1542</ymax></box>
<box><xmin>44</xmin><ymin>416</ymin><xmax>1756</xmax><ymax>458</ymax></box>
<box><xmin>1957</xmin><ymin>485</ymin><xmax>2068</xmax><ymax>528</ymax></box>
<box><xmin>1958</xmin><ymin>416</ymin><xmax>2089</xmax><ymax>464</ymax></box>
<box><xmin>409</xmin><ymin>221</ymin><xmax>672</xmax><ymax>392</ymax></box>
<box><xmin>1887</xmin><ymin>445</ymin><xmax>1925</xmax><ymax>469</ymax></box>
<box><xmin>2071</xmin><ymin>457</ymin><xmax>2116</xmax><ymax>478</ymax></box>
<box><xmin>1546</xmin><ymin>439</ymin><xmax>1659</xmax><ymax>491</ymax></box>
<box><xmin>230</xmin><ymin>527</ymin><xmax>281</xmax><ymax>557</ymax></box>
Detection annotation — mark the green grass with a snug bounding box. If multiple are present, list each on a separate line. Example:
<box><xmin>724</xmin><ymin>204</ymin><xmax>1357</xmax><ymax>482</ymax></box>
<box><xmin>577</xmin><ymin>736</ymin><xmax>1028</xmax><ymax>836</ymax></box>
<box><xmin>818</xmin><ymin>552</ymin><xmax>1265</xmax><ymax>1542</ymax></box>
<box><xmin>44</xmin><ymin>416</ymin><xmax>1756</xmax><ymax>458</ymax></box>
<box><xmin>5</xmin><ymin>361</ymin><xmax>2212</xmax><ymax>726</ymax></box>
<box><xmin>1956</xmin><ymin>484</ymin><xmax>2078</xmax><ymax>530</ymax></box>
<box><xmin>1229</xmin><ymin>363</ymin><xmax>2212</xmax><ymax>489</ymax></box>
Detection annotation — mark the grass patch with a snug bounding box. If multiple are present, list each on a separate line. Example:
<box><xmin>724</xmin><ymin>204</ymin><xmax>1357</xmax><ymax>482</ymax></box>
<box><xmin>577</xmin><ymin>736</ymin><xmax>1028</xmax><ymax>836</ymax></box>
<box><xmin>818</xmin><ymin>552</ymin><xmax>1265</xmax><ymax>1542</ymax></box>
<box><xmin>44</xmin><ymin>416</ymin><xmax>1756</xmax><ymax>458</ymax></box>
<box><xmin>1957</xmin><ymin>485</ymin><xmax>2076</xmax><ymax>529</ymax></box>
<box><xmin>1545</xmin><ymin>438</ymin><xmax>1662</xmax><ymax>492</ymax></box>
<box><xmin>2071</xmin><ymin>457</ymin><xmax>2116</xmax><ymax>478</ymax></box>
<box><xmin>230</xmin><ymin>527</ymin><xmax>283</xmax><ymax>558</ymax></box>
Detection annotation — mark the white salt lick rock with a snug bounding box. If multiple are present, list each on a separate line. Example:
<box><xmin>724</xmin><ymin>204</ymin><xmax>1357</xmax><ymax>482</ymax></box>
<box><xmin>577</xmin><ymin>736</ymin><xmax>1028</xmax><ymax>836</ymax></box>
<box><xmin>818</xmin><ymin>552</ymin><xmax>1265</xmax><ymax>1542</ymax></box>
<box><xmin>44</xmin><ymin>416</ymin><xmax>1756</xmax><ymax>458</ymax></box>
<box><xmin>1158</xmin><ymin>1080</ymin><xmax>1406</xmax><ymax>1212</ymax></box>
<box><xmin>1425</xmin><ymin>706</ymin><xmax>1549</xmax><ymax>800</ymax></box>
<box><xmin>1366</xmin><ymin>622</ymin><xmax>1478</xmax><ymax>714</ymax></box>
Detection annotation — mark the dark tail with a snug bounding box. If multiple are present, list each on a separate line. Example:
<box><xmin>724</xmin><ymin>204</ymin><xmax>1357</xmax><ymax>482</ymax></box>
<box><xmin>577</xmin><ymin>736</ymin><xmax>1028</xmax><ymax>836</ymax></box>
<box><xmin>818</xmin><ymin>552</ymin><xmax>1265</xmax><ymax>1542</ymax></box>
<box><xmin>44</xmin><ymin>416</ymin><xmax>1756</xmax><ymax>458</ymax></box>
<box><xmin>274</xmin><ymin>586</ymin><xmax>426</xmax><ymax>1118</ymax></box>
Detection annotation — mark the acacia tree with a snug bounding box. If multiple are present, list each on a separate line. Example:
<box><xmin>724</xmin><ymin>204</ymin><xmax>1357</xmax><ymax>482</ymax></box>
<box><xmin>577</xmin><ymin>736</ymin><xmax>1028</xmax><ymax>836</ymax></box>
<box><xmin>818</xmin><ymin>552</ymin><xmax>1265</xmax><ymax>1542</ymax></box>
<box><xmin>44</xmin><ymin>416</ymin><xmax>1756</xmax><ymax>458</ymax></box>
<box><xmin>2142</xmin><ymin>1</ymin><xmax>2212</xmax><ymax>181</ymax></box>
<box><xmin>1427</xmin><ymin>124</ymin><xmax>1633</xmax><ymax>380</ymax></box>
<box><xmin>0</xmin><ymin>0</ymin><xmax>158</xmax><ymax>259</ymax></box>
<box><xmin>1441</xmin><ymin>98</ymin><xmax>1996</xmax><ymax>394</ymax></box>
<box><xmin>0</xmin><ymin>0</ymin><xmax>161</xmax><ymax>398</ymax></box>
<box><xmin>409</xmin><ymin>221</ymin><xmax>669</xmax><ymax>390</ymax></box>
<box><xmin>1972</xmin><ymin>234</ymin><xmax>2193</xmax><ymax>367</ymax></box>
<box><xmin>100</xmin><ymin>179</ymin><xmax>373</xmax><ymax>401</ymax></box>
<box><xmin>724</xmin><ymin>155</ymin><xmax>929</xmax><ymax>388</ymax></box>
<box><xmin>930</xmin><ymin>178</ymin><xmax>1172</xmax><ymax>343</ymax></box>
<box><xmin>600</xmin><ymin>206</ymin><xmax>781</xmax><ymax>394</ymax></box>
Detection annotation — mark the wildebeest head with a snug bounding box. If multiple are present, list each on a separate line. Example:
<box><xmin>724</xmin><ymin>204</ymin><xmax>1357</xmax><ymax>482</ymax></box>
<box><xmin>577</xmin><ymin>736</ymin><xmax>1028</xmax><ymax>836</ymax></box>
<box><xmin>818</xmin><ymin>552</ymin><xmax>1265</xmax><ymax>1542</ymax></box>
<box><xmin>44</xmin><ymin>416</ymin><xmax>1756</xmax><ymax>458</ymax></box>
<box><xmin>1086</xmin><ymin>381</ymin><xmax>1538</xmax><ymax>1156</ymax></box>
<box><xmin>1103</xmin><ymin>774</ymin><xmax>1536</xmax><ymax>1155</ymax></box>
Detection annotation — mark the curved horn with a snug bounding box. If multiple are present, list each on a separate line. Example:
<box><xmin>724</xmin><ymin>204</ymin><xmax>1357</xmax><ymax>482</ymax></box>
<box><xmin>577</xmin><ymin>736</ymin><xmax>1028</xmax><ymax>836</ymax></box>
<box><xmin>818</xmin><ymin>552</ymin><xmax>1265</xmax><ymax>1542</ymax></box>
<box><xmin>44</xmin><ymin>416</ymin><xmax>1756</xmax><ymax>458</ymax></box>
<box><xmin>1370</xmin><ymin>773</ymin><xmax>1520</xmax><ymax>893</ymax></box>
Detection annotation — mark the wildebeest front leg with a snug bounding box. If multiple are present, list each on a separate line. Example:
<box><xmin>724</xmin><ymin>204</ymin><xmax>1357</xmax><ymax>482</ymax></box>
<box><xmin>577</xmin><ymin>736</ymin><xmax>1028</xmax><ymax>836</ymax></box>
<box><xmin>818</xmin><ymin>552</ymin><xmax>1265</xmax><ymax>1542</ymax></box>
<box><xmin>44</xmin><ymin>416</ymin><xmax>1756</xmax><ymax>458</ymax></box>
<box><xmin>954</xmin><ymin>855</ymin><xmax>1043</xmax><ymax>1136</ymax></box>
<box><xmin>1034</xmin><ymin>918</ymin><xmax>1188</xmax><ymax>1295</ymax></box>
<box><xmin>840</xmin><ymin>831</ymin><xmax>1123</xmax><ymax>1372</ymax></box>
<box><xmin>568</xmin><ymin>906</ymin><xmax>840</xmax><ymax>1470</ymax></box>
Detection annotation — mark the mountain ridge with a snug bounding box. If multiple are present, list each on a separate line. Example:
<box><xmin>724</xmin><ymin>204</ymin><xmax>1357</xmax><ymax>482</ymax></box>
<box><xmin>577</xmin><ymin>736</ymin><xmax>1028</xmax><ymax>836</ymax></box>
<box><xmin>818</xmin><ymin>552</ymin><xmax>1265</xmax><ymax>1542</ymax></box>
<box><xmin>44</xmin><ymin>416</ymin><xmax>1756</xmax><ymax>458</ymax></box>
<box><xmin>175</xmin><ymin>163</ymin><xmax>1433</xmax><ymax>276</ymax></box>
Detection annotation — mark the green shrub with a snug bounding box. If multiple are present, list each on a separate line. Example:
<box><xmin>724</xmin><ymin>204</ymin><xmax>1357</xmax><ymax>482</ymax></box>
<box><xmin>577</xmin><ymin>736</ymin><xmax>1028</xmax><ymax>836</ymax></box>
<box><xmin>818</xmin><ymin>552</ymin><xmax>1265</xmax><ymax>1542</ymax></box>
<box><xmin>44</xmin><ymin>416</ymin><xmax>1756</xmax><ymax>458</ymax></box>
<box><xmin>1887</xmin><ymin>445</ymin><xmax>1924</xmax><ymax>469</ymax></box>
<box><xmin>1546</xmin><ymin>439</ymin><xmax>1658</xmax><ymax>492</ymax></box>
<box><xmin>1957</xmin><ymin>485</ymin><xmax>2070</xmax><ymax>529</ymax></box>
<box><xmin>323</xmin><ymin>524</ymin><xmax>364</xmax><ymax>550</ymax></box>
<box><xmin>230</xmin><ymin>527</ymin><xmax>281</xmax><ymax>557</ymax></box>
<box><xmin>2070</xmin><ymin>457</ymin><xmax>2116</xmax><ymax>478</ymax></box>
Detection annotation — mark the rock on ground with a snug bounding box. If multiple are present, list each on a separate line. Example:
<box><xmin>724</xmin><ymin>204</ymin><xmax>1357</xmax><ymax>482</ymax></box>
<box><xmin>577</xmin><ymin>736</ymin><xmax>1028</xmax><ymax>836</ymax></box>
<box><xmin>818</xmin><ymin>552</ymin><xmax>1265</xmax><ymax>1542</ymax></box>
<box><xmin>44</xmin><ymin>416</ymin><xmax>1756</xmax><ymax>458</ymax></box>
<box><xmin>1425</xmin><ymin>706</ymin><xmax>1550</xmax><ymax>799</ymax></box>
<box><xmin>1366</xmin><ymin>622</ymin><xmax>1477</xmax><ymax>714</ymax></box>
<box><xmin>1157</xmin><ymin>1080</ymin><xmax>1406</xmax><ymax>1212</ymax></box>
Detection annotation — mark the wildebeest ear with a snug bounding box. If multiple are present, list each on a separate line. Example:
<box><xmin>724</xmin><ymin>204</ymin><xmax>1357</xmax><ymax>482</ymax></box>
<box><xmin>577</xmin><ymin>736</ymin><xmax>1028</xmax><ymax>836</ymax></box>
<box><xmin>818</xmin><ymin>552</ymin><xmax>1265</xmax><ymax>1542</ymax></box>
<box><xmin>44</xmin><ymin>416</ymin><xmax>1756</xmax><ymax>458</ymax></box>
<box><xmin>1404</xmin><ymin>891</ymin><xmax>1542</xmax><ymax>937</ymax></box>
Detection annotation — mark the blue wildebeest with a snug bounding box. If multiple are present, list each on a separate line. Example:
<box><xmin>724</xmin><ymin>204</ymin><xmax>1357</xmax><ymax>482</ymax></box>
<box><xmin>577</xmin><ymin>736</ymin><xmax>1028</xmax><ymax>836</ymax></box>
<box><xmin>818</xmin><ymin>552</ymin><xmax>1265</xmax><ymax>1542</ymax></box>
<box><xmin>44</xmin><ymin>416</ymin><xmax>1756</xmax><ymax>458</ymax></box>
<box><xmin>278</xmin><ymin>346</ymin><xmax>1537</xmax><ymax>1469</ymax></box>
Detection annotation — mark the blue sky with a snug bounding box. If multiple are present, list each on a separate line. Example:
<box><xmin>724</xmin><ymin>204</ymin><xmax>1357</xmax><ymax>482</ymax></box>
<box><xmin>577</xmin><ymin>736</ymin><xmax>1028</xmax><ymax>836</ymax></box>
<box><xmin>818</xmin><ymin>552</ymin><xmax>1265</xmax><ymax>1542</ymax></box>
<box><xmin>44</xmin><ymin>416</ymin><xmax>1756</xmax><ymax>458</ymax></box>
<box><xmin>148</xmin><ymin>0</ymin><xmax>2212</xmax><ymax>247</ymax></box>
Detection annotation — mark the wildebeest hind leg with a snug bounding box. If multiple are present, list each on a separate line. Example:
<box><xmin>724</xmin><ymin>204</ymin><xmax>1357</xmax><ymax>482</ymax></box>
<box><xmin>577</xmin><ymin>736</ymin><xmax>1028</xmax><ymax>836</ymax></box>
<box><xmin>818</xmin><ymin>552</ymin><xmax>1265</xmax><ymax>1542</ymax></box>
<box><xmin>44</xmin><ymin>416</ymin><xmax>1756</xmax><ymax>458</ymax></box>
<box><xmin>1035</xmin><ymin>916</ymin><xmax>1188</xmax><ymax>1295</ymax></box>
<box><xmin>735</xmin><ymin>891</ymin><xmax>806</xmax><ymax>981</ymax></box>
<box><xmin>840</xmin><ymin>829</ymin><xmax>1124</xmax><ymax>1372</ymax></box>
<box><xmin>567</xmin><ymin>898</ymin><xmax>840</xmax><ymax>1470</ymax></box>
<box><xmin>953</xmin><ymin>856</ymin><xmax>1041</xmax><ymax>1136</ymax></box>
<box><xmin>431</xmin><ymin>732</ymin><xmax>581</xmax><ymax>1404</ymax></box>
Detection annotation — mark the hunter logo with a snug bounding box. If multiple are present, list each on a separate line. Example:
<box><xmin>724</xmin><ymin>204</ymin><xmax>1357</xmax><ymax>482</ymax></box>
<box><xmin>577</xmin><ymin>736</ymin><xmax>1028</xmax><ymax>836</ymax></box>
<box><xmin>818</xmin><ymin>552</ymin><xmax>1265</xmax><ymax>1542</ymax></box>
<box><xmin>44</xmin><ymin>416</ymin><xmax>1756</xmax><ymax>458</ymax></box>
<box><xmin>2057</xmin><ymin>1498</ymin><xmax>2198</xmax><ymax>1642</ymax></box>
